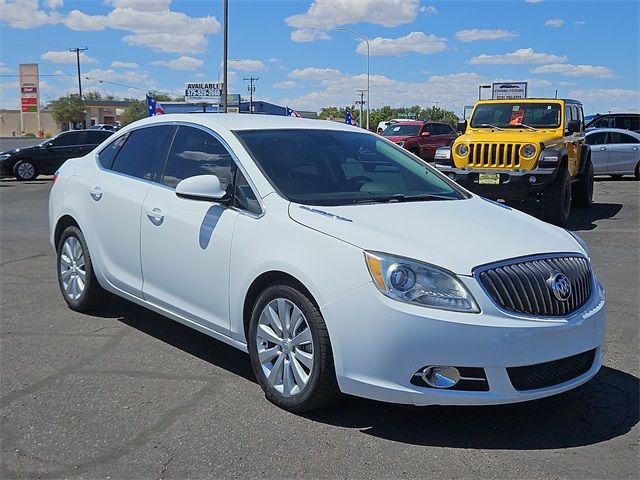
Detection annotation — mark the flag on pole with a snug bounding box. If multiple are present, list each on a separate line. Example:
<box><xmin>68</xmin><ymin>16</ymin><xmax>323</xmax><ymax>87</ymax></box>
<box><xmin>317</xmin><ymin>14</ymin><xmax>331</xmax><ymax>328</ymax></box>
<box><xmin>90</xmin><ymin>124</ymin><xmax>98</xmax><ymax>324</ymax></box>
<box><xmin>286</xmin><ymin>106</ymin><xmax>301</xmax><ymax>117</ymax></box>
<box><xmin>345</xmin><ymin>109</ymin><xmax>355</xmax><ymax>125</ymax></box>
<box><xmin>146</xmin><ymin>94</ymin><xmax>165</xmax><ymax>117</ymax></box>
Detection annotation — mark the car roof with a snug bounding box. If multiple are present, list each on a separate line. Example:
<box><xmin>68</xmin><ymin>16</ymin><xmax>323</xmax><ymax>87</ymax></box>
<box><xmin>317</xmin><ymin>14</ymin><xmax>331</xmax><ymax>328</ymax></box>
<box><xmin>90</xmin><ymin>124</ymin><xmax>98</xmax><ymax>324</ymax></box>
<box><xmin>123</xmin><ymin>113</ymin><xmax>362</xmax><ymax>134</ymax></box>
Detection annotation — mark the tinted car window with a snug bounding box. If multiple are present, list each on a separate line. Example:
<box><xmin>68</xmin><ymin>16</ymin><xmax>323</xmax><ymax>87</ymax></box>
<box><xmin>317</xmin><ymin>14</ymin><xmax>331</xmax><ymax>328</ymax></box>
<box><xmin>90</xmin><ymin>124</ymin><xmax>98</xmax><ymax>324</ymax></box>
<box><xmin>471</xmin><ymin>103</ymin><xmax>561</xmax><ymax>128</ymax></box>
<box><xmin>98</xmin><ymin>133</ymin><xmax>129</xmax><ymax>169</ymax></box>
<box><xmin>52</xmin><ymin>132</ymin><xmax>83</xmax><ymax>147</ymax></box>
<box><xmin>162</xmin><ymin>126</ymin><xmax>234</xmax><ymax>189</ymax></box>
<box><xmin>237</xmin><ymin>129</ymin><xmax>465</xmax><ymax>206</ymax></box>
<box><xmin>615</xmin><ymin>116</ymin><xmax>640</xmax><ymax>131</ymax></box>
<box><xmin>383</xmin><ymin>124</ymin><xmax>421</xmax><ymax>136</ymax></box>
<box><xmin>585</xmin><ymin>132</ymin><xmax>607</xmax><ymax>146</ymax></box>
<box><xmin>609</xmin><ymin>132</ymin><xmax>640</xmax><ymax>144</ymax></box>
<box><xmin>85</xmin><ymin>131</ymin><xmax>111</xmax><ymax>144</ymax></box>
<box><xmin>111</xmin><ymin>125</ymin><xmax>173</xmax><ymax>181</ymax></box>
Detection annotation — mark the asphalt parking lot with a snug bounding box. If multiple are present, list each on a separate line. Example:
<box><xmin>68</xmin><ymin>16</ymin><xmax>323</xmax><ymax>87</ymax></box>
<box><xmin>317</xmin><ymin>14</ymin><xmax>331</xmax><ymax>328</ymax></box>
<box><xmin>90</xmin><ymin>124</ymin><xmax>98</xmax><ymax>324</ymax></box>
<box><xmin>1</xmin><ymin>178</ymin><xmax>638</xmax><ymax>479</ymax></box>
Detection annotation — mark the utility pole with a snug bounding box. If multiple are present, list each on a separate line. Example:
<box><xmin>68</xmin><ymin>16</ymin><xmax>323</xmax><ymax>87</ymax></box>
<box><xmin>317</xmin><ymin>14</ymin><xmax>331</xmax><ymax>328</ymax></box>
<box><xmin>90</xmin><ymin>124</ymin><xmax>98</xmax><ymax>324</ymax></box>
<box><xmin>222</xmin><ymin>0</ymin><xmax>228</xmax><ymax>113</ymax></box>
<box><xmin>243</xmin><ymin>76</ymin><xmax>258</xmax><ymax>114</ymax></box>
<box><xmin>356</xmin><ymin>89</ymin><xmax>366</xmax><ymax>128</ymax></box>
<box><xmin>69</xmin><ymin>47</ymin><xmax>88</xmax><ymax>98</ymax></box>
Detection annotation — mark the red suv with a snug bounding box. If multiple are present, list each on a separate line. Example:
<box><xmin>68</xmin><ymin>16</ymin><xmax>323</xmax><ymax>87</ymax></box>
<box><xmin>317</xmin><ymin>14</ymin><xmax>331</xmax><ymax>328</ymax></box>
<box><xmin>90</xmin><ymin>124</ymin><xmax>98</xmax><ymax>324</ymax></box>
<box><xmin>381</xmin><ymin>121</ymin><xmax>458</xmax><ymax>161</ymax></box>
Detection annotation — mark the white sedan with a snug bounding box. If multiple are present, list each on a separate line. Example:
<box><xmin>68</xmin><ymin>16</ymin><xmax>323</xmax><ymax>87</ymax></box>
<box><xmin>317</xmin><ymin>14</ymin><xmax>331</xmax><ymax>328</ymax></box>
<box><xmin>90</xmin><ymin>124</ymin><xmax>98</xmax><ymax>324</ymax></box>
<box><xmin>585</xmin><ymin>127</ymin><xmax>640</xmax><ymax>179</ymax></box>
<box><xmin>49</xmin><ymin>114</ymin><xmax>606</xmax><ymax>412</ymax></box>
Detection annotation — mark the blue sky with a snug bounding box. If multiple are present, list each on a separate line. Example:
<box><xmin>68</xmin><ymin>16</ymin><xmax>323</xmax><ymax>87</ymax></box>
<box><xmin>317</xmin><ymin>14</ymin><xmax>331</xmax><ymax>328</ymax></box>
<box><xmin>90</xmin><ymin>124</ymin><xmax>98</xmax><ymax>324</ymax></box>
<box><xmin>1</xmin><ymin>0</ymin><xmax>639</xmax><ymax>116</ymax></box>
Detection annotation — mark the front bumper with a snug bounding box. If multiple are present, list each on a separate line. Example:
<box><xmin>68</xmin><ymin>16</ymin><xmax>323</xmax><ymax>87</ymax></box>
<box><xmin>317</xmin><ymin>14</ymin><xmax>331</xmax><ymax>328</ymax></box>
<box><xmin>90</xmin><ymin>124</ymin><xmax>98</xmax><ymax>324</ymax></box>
<box><xmin>435</xmin><ymin>164</ymin><xmax>560</xmax><ymax>201</ymax></box>
<box><xmin>321</xmin><ymin>278</ymin><xmax>606</xmax><ymax>406</ymax></box>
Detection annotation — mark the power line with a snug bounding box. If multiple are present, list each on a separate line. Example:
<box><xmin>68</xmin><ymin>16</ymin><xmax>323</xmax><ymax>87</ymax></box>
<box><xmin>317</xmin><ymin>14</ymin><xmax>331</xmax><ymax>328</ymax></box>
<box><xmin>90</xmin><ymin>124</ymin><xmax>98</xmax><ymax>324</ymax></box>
<box><xmin>69</xmin><ymin>46</ymin><xmax>88</xmax><ymax>98</ymax></box>
<box><xmin>243</xmin><ymin>76</ymin><xmax>258</xmax><ymax>114</ymax></box>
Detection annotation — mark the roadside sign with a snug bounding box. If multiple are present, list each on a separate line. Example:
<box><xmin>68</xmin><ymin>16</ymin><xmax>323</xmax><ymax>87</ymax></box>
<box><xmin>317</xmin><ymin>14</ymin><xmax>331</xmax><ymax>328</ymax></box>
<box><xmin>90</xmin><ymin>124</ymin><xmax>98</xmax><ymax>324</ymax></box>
<box><xmin>492</xmin><ymin>82</ymin><xmax>528</xmax><ymax>99</ymax></box>
<box><xmin>184</xmin><ymin>82</ymin><xmax>223</xmax><ymax>103</ymax></box>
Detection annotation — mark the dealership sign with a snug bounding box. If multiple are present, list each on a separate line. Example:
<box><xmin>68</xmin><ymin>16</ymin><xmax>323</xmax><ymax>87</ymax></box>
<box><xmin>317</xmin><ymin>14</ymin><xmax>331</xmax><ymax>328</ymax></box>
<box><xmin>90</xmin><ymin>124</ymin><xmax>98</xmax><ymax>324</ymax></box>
<box><xmin>492</xmin><ymin>82</ymin><xmax>528</xmax><ymax>100</ymax></box>
<box><xmin>185</xmin><ymin>82</ymin><xmax>223</xmax><ymax>103</ymax></box>
<box><xmin>19</xmin><ymin>64</ymin><xmax>40</xmax><ymax>113</ymax></box>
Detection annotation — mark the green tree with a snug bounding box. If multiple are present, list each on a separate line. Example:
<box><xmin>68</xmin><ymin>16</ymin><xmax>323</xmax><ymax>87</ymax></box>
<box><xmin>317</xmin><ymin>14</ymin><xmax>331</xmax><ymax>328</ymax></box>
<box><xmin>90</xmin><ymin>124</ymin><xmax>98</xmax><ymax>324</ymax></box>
<box><xmin>49</xmin><ymin>94</ymin><xmax>85</xmax><ymax>129</ymax></box>
<box><xmin>420</xmin><ymin>106</ymin><xmax>459</xmax><ymax>126</ymax></box>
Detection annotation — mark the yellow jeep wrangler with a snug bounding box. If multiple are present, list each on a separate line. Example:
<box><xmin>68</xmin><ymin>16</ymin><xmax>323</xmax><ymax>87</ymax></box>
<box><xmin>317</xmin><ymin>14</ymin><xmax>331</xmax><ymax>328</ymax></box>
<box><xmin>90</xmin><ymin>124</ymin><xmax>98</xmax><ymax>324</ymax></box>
<box><xmin>436</xmin><ymin>98</ymin><xmax>594</xmax><ymax>226</ymax></box>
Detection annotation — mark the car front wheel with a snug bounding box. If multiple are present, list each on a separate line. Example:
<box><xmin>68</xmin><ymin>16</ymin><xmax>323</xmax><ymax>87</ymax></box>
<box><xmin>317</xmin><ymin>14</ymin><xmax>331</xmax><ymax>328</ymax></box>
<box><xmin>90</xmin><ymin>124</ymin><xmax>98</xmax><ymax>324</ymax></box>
<box><xmin>248</xmin><ymin>284</ymin><xmax>339</xmax><ymax>412</ymax></box>
<box><xmin>13</xmin><ymin>159</ymin><xmax>37</xmax><ymax>181</ymax></box>
<box><xmin>57</xmin><ymin>226</ymin><xmax>111</xmax><ymax>312</ymax></box>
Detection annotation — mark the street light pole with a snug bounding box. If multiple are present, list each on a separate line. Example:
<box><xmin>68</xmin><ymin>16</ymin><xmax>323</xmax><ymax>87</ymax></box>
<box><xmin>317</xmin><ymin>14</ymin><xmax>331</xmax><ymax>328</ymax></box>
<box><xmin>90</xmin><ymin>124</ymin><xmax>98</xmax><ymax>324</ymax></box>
<box><xmin>222</xmin><ymin>0</ymin><xmax>228</xmax><ymax>113</ymax></box>
<box><xmin>338</xmin><ymin>27</ymin><xmax>370</xmax><ymax>130</ymax></box>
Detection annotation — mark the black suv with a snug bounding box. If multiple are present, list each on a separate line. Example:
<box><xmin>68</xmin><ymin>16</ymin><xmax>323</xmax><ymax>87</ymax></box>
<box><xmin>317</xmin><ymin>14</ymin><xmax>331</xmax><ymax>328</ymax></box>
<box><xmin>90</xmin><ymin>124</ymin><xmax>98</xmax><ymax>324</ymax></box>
<box><xmin>0</xmin><ymin>130</ymin><xmax>113</xmax><ymax>181</ymax></box>
<box><xmin>585</xmin><ymin>113</ymin><xmax>640</xmax><ymax>132</ymax></box>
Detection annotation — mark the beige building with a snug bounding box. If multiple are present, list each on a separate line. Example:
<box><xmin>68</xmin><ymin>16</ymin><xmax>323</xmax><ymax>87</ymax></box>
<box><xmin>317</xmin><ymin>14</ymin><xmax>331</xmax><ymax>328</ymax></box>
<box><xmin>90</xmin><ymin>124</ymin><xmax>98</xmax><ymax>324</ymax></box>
<box><xmin>0</xmin><ymin>109</ymin><xmax>58</xmax><ymax>137</ymax></box>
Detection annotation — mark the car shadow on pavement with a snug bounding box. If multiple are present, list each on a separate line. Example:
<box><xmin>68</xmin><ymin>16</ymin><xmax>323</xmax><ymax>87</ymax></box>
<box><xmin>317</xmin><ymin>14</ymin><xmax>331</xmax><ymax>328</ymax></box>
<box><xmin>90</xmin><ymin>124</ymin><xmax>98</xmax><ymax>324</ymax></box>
<box><xmin>566</xmin><ymin>202</ymin><xmax>623</xmax><ymax>231</ymax></box>
<box><xmin>98</xmin><ymin>297</ymin><xmax>638</xmax><ymax>450</ymax></box>
<box><xmin>305</xmin><ymin>366</ymin><xmax>639</xmax><ymax>449</ymax></box>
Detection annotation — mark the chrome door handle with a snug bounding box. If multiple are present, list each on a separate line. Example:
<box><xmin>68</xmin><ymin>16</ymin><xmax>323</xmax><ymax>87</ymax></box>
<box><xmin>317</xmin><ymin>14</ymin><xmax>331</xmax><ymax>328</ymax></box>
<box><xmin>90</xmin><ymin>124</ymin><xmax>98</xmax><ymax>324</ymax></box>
<box><xmin>632</xmin><ymin>146</ymin><xmax>639</xmax><ymax>151</ymax></box>
<box><xmin>146</xmin><ymin>208</ymin><xmax>164</xmax><ymax>226</ymax></box>
<box><xmin>90</xmin><ymin>187</ymin><xmax>102</xmax><ymax>201</ymax></box>
<box><xmin>598</xmin><ymin>147</ymin><xmax>607</xmax><ymax>151</ymax></box>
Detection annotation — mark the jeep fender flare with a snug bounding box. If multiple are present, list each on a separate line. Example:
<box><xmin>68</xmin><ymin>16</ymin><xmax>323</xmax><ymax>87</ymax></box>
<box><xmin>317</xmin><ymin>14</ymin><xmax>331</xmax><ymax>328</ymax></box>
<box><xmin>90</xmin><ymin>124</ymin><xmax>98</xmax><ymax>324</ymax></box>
<box><xmin>578</xmin><ymin>144</ymin><xmax>592</xmax><ymax>176</ymax></box>
<box><xmin>538</xmin><ymin>147</ymin><xmax>569</xmax><ymax>170</ymax></box>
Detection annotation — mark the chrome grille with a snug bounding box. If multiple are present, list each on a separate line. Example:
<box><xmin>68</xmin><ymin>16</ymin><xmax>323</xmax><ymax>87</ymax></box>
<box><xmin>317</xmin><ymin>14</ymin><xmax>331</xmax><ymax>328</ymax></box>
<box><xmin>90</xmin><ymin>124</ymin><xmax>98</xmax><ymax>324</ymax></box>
<box><xmin>468</xmin><ymin>143</ymin><xmax>521</xmax><ymax>168</ymax></box>
<box><xmin>477</xmin><ymin>256</ymin><xmax>592</xmax><ymax>316</ymax></box>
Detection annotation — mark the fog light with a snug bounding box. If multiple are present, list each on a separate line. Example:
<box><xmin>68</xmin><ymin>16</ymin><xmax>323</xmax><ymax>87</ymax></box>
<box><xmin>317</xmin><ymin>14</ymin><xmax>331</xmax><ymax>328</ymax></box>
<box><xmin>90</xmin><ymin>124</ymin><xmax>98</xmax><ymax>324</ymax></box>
<box><xmin>529</xmin><ymin>175</ymin><xmax>537</xmax><ymax>184</ymax></box>
<box><xmin>421</xmin><ymin>366</ymin><xmax>460</xmax><ymax>389</ymax></box>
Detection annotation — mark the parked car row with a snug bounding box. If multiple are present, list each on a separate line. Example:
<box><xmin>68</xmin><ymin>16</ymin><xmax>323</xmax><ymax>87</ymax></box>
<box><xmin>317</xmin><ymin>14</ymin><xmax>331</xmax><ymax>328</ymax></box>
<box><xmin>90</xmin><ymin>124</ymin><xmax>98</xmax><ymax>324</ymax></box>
<box><xmin>379</xmin><ymin>120</ymin><xmax>458</xmax><ymax>161</ymax></box>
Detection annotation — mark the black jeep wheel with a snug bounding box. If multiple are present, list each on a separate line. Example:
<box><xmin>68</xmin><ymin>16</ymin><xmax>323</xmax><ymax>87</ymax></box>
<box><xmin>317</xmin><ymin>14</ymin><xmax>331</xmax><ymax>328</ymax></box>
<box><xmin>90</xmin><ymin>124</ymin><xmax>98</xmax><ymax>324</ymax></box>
<box><xmin>542</xmin><ymin>168</ymin><xmax>571</xmax><ymax>227</ymax></box>
<box><xmin>573</xmin><ymin>158</ymin><xmax>594</xmax><ymax>208</ymax></box>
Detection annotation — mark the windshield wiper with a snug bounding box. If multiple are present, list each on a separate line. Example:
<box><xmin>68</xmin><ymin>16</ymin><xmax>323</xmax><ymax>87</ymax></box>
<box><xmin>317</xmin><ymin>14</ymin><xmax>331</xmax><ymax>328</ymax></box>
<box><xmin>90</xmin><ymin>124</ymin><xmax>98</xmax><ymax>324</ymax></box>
<box><xmin>478</xmin><ymin>123</ymin><xmax>504</xmax><ymax>131</ymax></box>
<box><xmin>354</xmin><ymin>193</ymin><xmax>456</xmax><ymax>204</ymax></box>
<box><xmin>506</xmin><ymin>123</ymin><xmax>538</xmax><ymax>131</ymax></box>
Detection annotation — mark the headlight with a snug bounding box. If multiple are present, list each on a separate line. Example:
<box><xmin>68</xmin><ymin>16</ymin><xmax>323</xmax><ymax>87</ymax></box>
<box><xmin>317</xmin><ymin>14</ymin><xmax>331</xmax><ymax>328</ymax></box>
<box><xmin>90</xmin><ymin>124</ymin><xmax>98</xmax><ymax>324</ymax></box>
<box><xmin>521</xmin><ymin>144</ymin><xmax>536</xmax><ymax>158</ymax></box>
<box><xmin>0</xmin><ymin>154</ymin><xmax>11</xmax><ymax>161</ymax></box>
<box><xmin>455</xmin><ymin>143</ymin><xmax>468</xmax><ymax>156</ymax></box>
<box><xmin>364</xmin><ymin>252</ymin><xmax>480</xmax><ymax>313</ymax></box>
<box><xmin>567</xmin><ymin>230</ymin><xmax>589</xmax><ymax>255</ymax></box>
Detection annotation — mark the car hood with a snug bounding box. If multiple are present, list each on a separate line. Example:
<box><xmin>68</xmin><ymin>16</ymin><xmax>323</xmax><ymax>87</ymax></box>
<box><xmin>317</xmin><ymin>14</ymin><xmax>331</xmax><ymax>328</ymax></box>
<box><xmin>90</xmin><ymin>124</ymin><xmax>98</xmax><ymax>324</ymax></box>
<box><xmin>288</xmin><ymin>197</ymin><xmax>583</xmax><ymax>275</ymax></box>
<box><xmin>383</xmin><ymin>135</ymin><xmax>413</xmax><ymax>142</ymax></box>
<box><xmin>0</xmin><ymin>145</ymin><xmax>41</xmax><ymax>156</ymax></box>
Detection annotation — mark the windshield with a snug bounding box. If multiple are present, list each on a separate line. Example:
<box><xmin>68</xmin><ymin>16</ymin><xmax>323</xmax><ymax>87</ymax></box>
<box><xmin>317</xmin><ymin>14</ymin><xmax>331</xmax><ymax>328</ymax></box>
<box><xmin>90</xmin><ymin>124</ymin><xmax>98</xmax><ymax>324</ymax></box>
<box><xmin>470</xmin><ymin>103</ymin><xmax>561</xmax><ymax>128</ymax></box>
<box><xmin>235</xmin><ymin>129</ymin><xmax>466</xmax><ymax>206</ymax></box>
<box><xmin>382</xmin><ymin>124</ymin><xmax>421</xmax><ymax>137</ymax></box>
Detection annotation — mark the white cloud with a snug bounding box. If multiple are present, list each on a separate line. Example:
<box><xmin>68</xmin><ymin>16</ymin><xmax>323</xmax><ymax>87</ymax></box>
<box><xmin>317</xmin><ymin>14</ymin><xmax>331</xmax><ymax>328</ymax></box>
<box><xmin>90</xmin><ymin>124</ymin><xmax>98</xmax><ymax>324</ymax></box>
<box><xmin>44</xmin><ymin>0</ymin><xmax>63</xmax><ymax>8</ymax></box>
<box><xmin>41</xmin><ymin>50</ymin><xmax>99</xmax><ymax>64</ymax></box>
<box><xmin>420</xmin><ymin>6</ymin><xmax>437</xmax><ymax>14</ymax></box>
<box><xmin>573</xmin><ymin>20</ymin><xmax>586</xmax><ymax>26</ymax></box>
<box><xmin>227</xmin><ymin>59</ymin><xmax>266</xmax><ymax>71</ymax></box>
<box><xmin>357</xmin><ymin>32</ymin><xmax>447</xmax><ymax>56</ymax></box>
<box><xmin>456</xmin><ymin>29</ymin><xmax>518</xmax><ymax>42</ymax></box>
<box><xmin>568</xmin><ymin>88</ymin><xmax>640</xmax><ymax>102</ymax></box>
<box><xmin>0</xmin><ymin>0</ymin><xmax>60</xmax><ymax>28</ymax></box>
<box><xmin>286</xmin><ymin>0</ymin><xmax>420</xmax><ymax>41</ymax></box>
<box><xmin>525</xmin><ymin>0</ymin><xmax>543</xmax><ymax>3</ymax></box>
<box><xmin>470</xmin><ymin>48</ymin><xmax>567</xmax><ymax>65</ymax></box>
<box><xmin>62</xmin><ymin>2</ymin><xmax>220</xmax><ymax>53</ymax></box>
<box><xmin>545</xmin><ymin>18</ymin><xmax>564</xmax><ymax>28</ymax></box>
<box><xmin>274</xmin><ymin>80</ymin><xmax>298</xmax><ymax>89</ymax></box>
<box><xmin>82</xmin><ymin>68</ymin><xmax>154</xmax><ymax>89</ymax></box>
<box><xmin>531</xmin><ymin>63</ymin><xmax>614</xmax><ymax>78</ymax></box>
<box><xmin>289</xmin><ymin>67</ymin><xmax>341</xmax><ymax>80</ymax></box>
<box><xmin>111</xmin><ymin>61</ymin><xmax>139</xmax><ymax>69</ymax></box>
<box><xmin>123</xmin><ymin>33</ymin><xmax>207</xmax><ymax>54</ymax></box>
<box><xmin>151</xmin><ymin>56</ymin><xmax>203</xmax><ymax>71</ymax></box>
<box><xmin>0</xmin><ymin>62</ymin><xmax>13</xmax><ymax>73</ymax></box>
<box><xmin>194</xmin><ymin>72</ymin><xmax>205</xmax><ymax>78</ymax></box>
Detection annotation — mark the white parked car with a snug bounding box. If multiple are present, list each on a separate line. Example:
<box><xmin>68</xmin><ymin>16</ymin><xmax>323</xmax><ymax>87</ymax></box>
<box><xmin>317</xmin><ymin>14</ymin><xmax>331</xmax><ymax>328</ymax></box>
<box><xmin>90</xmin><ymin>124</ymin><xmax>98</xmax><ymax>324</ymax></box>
<box><xmin>49</xmin><ymin>114</ymin><xmax>606</xmax><ymax>412</ymax></box>
<box><xmin>585</xmin><ymin>128</ymin><xmax>640</xmax><ymax>179</ymax></box>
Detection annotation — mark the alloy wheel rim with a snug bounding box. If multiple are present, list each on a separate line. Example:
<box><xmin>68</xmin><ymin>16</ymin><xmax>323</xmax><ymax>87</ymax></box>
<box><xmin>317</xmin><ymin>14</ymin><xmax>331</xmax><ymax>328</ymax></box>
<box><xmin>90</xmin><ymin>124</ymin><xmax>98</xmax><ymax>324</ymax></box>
<box><xmin>18</xmin><ymin>162</ymin><xmax>34</xmax><ymax>179</ymax></box>
<box><xmin>59</xmin><ymin>236</ymin><xmax>86</xmax><ymax>300</ymax></box>
<box><xmin>256</xmin><ymin>298</ymin><xmax>314</xmax><ymax>396</ymax></box>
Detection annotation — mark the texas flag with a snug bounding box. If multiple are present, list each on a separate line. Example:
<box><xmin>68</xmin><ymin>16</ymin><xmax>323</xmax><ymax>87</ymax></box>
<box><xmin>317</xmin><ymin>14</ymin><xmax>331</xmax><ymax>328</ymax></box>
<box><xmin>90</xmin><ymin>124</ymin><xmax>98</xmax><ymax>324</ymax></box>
<box><xmin>345</xmin><ymin>109</ymin><xmax>355</xmax><ymax>125</ymax></box>
<box><xmin>286</xmin><ymin>106</ymin><xmax>301</xmax><ymax>117</ymax></box>
<box><xmin>146</xmin><ymin>95</ymin><xmax>165</xmax><ymax>117</ymax></box>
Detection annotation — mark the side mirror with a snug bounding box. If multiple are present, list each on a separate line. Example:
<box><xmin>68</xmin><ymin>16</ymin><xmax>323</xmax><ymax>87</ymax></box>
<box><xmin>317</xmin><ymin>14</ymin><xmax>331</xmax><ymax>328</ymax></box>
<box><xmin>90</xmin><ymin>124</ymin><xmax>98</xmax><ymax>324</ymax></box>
<box><xmin>567</xmin><ymin>120</ymin><xmax>581</xmax><ymax>134</ymax></box>
<box><xmin>420</xmin><ymin>131</ymin><xmax>431</xmax><ymax>137</ymax></box>
<box><xmin>457</xmin><ymin>120</ymin><xmax>468</xmax><ymax>133</ymax></box>
<box><xmin>175</xmin><ymin>175</ymin><xmax>228</xmax><ymax>202</ymax></box>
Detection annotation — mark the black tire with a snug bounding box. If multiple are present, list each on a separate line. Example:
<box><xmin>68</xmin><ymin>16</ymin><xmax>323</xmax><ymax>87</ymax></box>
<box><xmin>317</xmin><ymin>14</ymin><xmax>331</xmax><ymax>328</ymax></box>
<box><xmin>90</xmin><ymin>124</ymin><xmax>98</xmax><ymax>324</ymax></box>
<box><xmin>573</xmin><ymin>158</ymin><xmax>594</xmax><ymax>208</ymax></box>
<box><xmin>247</xmin><ymin>283</ymin><xmax>339</xmax><ymax>412</ymax></box>
<box><xmin>56</xmin><ymin>226</ymin><xmax>111</xmax><ymax>312</ymax></box>
<box><xmin>13</xmin><ymin>159</ymin><xmax>37</xmax><ymax>181</ymax></box>
<box><xmin>542</xmin><ymin>168</ymin><xmax>571</xmax><ymax>227</ymax></box>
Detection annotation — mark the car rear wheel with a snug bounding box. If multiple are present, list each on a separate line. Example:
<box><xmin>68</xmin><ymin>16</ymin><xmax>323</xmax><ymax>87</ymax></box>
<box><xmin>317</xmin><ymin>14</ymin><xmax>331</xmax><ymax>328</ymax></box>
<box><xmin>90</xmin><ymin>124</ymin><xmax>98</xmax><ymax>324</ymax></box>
<box><xmin>57</xmin><ymin>226</ymin><xmax>111</xmax><ymax>312</ymax></box>
<box><xmin>248</xmin><ymin>284</ymin><xmax>339</xmax><ymax>412</ymax></box>
<box><xmin>543</xmin><ymin>168</ymin><xmax>571</xmax><ymax>227</ymax></box>
<box><xmin>13</xmin><ymin>159</ymin><xmax>37</xmax><ymax>181</ymax></box>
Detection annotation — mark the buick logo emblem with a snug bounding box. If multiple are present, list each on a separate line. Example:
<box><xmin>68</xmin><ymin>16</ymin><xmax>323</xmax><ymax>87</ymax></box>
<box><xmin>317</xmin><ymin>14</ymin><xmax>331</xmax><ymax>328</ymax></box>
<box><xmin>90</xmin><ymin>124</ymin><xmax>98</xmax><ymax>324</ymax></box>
<box><xmin>548</xmin><ymin>272</ymin><xmax>572</xmax><ymax>301</ymax></box>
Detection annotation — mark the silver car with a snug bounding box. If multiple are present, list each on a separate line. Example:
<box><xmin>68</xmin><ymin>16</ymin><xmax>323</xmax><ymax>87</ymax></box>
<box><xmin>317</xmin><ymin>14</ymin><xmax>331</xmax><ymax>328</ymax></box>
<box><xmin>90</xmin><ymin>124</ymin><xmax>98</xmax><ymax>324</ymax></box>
<box><xmin>585</xmin><ymin>128</ymin><xmax>640</xmax><ymax>179</ymax></box>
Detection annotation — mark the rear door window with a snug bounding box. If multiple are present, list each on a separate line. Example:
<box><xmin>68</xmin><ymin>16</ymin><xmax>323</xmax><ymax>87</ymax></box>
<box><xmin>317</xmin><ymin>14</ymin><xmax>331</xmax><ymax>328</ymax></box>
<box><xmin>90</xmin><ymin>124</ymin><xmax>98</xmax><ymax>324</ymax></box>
<box><xmin>111</xmin><ymin>125</ymin><xmax>173</xmax><ymax>181</ymax></box>
<box><xmin>98</xmin><ymin>133</ymin><xmax>129</xmax><ymax>169</ymax></box>
<box><xmin>585</xmin><ymin>132</ymin><xmax>607</xmax><ymax>145</ymax></box>
<box><xmin>53</xmin><ymin>131</ymin><xmax>84</xmax><ymax>146</ymax></box>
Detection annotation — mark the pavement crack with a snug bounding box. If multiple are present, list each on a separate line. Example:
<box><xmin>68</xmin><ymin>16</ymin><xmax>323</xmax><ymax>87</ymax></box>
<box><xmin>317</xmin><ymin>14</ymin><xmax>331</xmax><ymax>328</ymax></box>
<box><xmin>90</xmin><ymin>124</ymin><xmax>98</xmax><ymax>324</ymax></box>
<box><xmin>159</xmin><ymin>452</ymin><xmax>174</xmax><ymax>479</ymax></box>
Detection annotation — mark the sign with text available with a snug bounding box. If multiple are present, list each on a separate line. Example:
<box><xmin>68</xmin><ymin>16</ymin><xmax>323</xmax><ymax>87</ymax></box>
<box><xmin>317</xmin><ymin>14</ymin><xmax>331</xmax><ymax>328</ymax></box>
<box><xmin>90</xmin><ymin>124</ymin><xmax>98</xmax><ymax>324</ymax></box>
<box><xmin>20</xmin><ymin>63</ymin><xmax>40</xmax><ymax>113</ymax></box>
<box><xmin>492</xmin><ymin>82</ymin><xmax>528</xmax><ymax>100</ymax></box>
<box><xmin>184</xmin><ymin>82</ymin><xmax>223</xmax><ymax>103</ymax></box>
